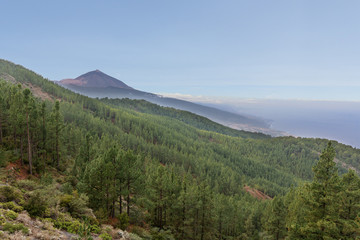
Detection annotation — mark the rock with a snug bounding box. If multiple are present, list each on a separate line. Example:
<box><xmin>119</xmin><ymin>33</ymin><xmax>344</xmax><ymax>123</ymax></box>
<box><xmin>117</xmin><ymin>230</ymin><xmax>130</xmax><ymax>240</ymax></box>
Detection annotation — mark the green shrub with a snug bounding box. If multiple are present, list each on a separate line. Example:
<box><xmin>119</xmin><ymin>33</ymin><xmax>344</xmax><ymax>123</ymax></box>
<box><xmin>5</xmin><ymin>210</ymin><xmax>18</xmax><ymax>220</ymax></box>
<box><xmin>53</xmin><ymin>217</ymin><xmax>82</xmax><ymax>234</ymax></box>
<box><xmin>129</xmin><ymin>233</ymin><xmax>143</xmax><ymax>240</ymax></box>
<box><xmin>15</xmin><ymin>179</ymin><xmax>39</xmax><ymax>191</ymax></box>
<box><xmin>0</xmin><ymin>186</ymin><xmax>24</xmax><ymax>204</ymax></box>
<box><xmin>118</xmin><ymin>212</ymin><xmax>129</xmax><ymax>230</ymax></box>
<box><xmin>60</xmin><ymin>191</ymin><xmax>90</xmax><ymax>218</ymax></box>
<box><xmin>0</xmin><ymin>215</ymin><xmax>6</xmax><ymax>224</ymax></box>
<box><xmin>150</xmin><ymin>228</ymin><xmax>175</xmax><ymax>240</ymax></box>
<box><xmin>87</xmin><ymin>216</ymin><xmax>99</xmax><ymax>226</ymax></box>
<box><xmin>2</xmin><ymin>201</ymin><xmax>23</xmax><ymax>212</ymax></box>
<box><xmin>60</xmin><ymin>182</ymin><xmax>73</xmax><ymax>194</ymax></box>
<box><xmin>2</xmin><ymin>222</ymin><xmax>29</xmax><ymax>234</ymax></box>
<box><xmin>94</xmin><ymin>208</ymin><xmax>108</xmax><ymax>222</ymax></box>
<box><xmin>77</xmin><ymin>219</ymin><xmax>93</xmax><ymax>239</ymax></box>
<box><xmin>60</xmin><ymin>194</ymin><xmax>73</xmax><ymax>208</ymax></box>
<box><xmin>24</xmin><ymin>192</ymin><xmax>47</xmax><ymax>217</ymax></box>
<box><xmin>0</xmin><ymin>149</ymin><xmax>12</xmax><ymax>167</ymax></box>
<box><xmin>90</xmin><ymin>224</ymin><xmax>101</xmax><ymax>234</ymax></box>
<box><xmin>99</xmin><ymin>232</ymin><xmax>112</xmax><ymax>240</ymax></box>
<box><xmin>131</xmin><ymin>226</ymin><xmax>152</xmax><ymax>240</ymax></box>
<box><xmin>40</xmin><ymin>173</ymin><xmax>53</xmax><ymax>186</ymax></box>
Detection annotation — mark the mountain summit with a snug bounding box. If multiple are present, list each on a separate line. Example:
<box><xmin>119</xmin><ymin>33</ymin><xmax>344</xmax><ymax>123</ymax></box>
<box><xmin>57</xmin><ymin>69</ymin><xmax>282</xmax><ymax>135</ymax></box>
<box><xmin>60</xmin><ymin>70</ymin><xmax>132</xmax><ymax>89</ymax></box>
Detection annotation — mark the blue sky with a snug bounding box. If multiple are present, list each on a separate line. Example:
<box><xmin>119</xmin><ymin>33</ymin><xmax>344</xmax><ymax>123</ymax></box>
<box><xmin>2</xmin><ymin>0</ymin><xmax>360</xmax><ymax>100</ymax></box>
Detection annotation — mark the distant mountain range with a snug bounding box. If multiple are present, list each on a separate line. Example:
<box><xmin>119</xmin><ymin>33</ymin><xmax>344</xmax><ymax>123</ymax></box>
<box><xmin>60</xmin><ymin>70</ymin><xmax>133</xmax><ymax>89</ymax></box>
<box><xmin>58</xmin><ymin>70</ymin><xmax>283</xmax><ymax>136</ymax></box>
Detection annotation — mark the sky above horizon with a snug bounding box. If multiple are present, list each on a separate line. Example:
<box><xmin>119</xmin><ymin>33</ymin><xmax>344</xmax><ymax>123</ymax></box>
<box><xmin>2</xmin><ymin>0</ymin><xmax>360</xmax><ymax>101</ymax></box>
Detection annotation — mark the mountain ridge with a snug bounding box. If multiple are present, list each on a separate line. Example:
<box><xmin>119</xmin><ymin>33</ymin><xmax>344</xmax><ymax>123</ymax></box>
<box><xmin>58</xmin><ymin>70</ymin><xmax>283</xmax><ymax>136</ymax></box>
<box><xmin>60</xmin><ymin>69</ymin><xmax>132</xmax><ymax>89</ymax></box>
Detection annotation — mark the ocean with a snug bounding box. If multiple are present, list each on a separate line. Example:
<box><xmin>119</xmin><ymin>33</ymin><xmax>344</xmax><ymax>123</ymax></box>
<box><xmin>204</xmin><ymin>99</ymin><xmax>360</xmax><ymax>148</ymax></box>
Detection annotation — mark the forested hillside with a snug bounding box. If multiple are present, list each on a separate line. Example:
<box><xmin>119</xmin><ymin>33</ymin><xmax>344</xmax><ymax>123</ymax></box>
<box><xmin>0</xmin><ymin>59</ymin><xmax>360</xmax><ymax>239</ymax></box>
<box><xmin>58</xmin><ymin>70</ymin><xmax>277</xmax><ymax>136</ymax></box>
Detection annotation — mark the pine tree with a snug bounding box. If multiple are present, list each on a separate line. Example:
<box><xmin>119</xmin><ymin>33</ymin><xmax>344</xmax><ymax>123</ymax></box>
<box><xmin>263</xmin><ymin>196</ymin><xmax>287</xmax><ymax>240</ymax></box>
<box><xmin>196</xmin><ymin>182</ymin><xmax>215</xmax><ymax>240</ymax></box>
<box><xmin>339</xmin><ymin>169</ymin><xmax>360</xmax><ymax>238</ymax></box>
<box><xmin>50</xmin><ymin>101</ymin><xmax>63</xmax><ymax>169</ymax></box>
<box><xmin>0</xmin><ymin>94</ymin><xmax>4</xmax><ymax>144</ymax></box>
<box><xmin>302</xmin><ymin>141</ymin><xmax>341</xmax><ymax>239</ymax></box>
<box><xmin>23</xmin><ymin>88</ymin><xmax>33</xmax><ymax>175</ymax></box>
<box><xmin>285</xmin><ymin>187</ymin><xmax>308</xmax><ymax>239</ymax></box>
<box><xmin>40</xmin><ymin>102</ymin><xmax>47</xmax><ymax>169</ymax></box>
<box><xmin>121</xmin><ymin>150</ymin><xmax>143</xmax><ymax>217</ymax></box>
<box><xmin>242</xmin><ymin>213</ymin><xmax>256</xmax><ymax>240</ymax></box>
<box><xmin>73</xmin><ymin>134</ymin><xmax>93</xmax><ymax>180</ymax></box>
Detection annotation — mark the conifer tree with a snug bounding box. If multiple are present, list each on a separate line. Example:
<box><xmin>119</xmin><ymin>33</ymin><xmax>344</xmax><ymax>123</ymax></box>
<box><xmin>50</xmin><ymin>101</ymin><xmax>63</xmax><ymax>169</ymax></box>
<box><xmin>242</xmin><ymin>213</ymin><xmax>256</xmax><ymax>240</ymax></box>
<box><xmin>263</xmin><ymin>196</ymin><xmax>287</xmax><ymax>240</ymax></box>
<box><xmin>302</xmin><ymin>141</ymin><xmax>341</xmax><ymax>239</ymax></box>
<box><xmin>73</xmin><ymin>134</ymin><xmax>93</xmax><ymax>180</ymax></box>
<box><xmin>285</xmin><ymin>187</ymin><xmax>308</xmax><ymax>239</ymax></box>
<box><xmin>23</xmin><ymin>88</ymin><xmax>33</xmax><ymax>174</ymax></box>
<box><xmin>339</xmin><ymin>169</ymin><xmax>360</xmax><ymax>238</ymax></box>
<box><xmin>40</xmin><ymin>102</ymin><xmax>47</xmax><ymax>168</ymax></box>
<box><xmin>0</xmin><ymin>94</ymin><xmax>4</xmax><ymax>144</ymax></box>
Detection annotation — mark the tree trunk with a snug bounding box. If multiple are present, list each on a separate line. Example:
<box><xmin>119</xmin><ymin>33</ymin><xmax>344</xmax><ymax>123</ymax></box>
<box><xmin>218</xmin><ymin>211</ymin><xmax>222</xmax><ymax>240</ymax></box>
<box><xmin>119</xmin><ymin>195</ymin><xmax>122</xmax><ymax>214</ymax></box>
<box><xmin>0</xmin><ymin>115</ymin><xmax>2</xmax><ymax>144</ymax></box>
<box><xmin>20</xmin><ymin>135</ymin><xmax>24</xmax><ymax>166</ymax></box>
<box><xmin>111</xmin><ymin>198</ymin><xmax>115</xmax><ymax>218</ymax></box>
<box><xmin>26</xmin><ymin>110</ymin><xmax>32</xmax><ymax>175</ymax></box>
<box><xmin>127</xmin><ymin>179</ymin><xmax>130</xmax><ymax>216</ymax></box>
<box><xmin>13</xmin><ymin>129</ymin><xmax>16</xmax><ymax>148</ymax></box>
<box><xmin>106</xmin><ymin>186</ymin><xmax>109</xmax><ymax>217</ymax></box>
<box><xmin>42</xmin><ymin>109</ymin><xmax>46</xmax><ymax>168</ymax></box>
<box><xmin>56</xmin><ymin>126</ymin><xmax>59</xmax><ymax>168</ymax></box>
<box><xmin>201</xmin><ymin>206</ymin><xmax>205</xmax><ymax>240</ymax></box>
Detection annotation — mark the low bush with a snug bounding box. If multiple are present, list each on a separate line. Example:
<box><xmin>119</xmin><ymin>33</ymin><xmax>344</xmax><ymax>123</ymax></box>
<box><xmin>0</xmin><ymin>149</ymin><xmax>12</xmax><ymax>168</ymax></box>
<box><xmin>77</xmin><ymin>220</ymin><xmax>92</xmax><ymax>239</ymax></box>
<box><xmin>0</xmin><ymin>186</ymin><xmax>24</xmax><ymax>204</ymax></box>
<box><xmin>4</xmin><ymin>210</ymin><xmax>18</xmax><ymax>220</ymax></box>
<box><xmin>40</xmin><ymin>173</ymin><xmax>53</xmax><ymax>186</ymax></box>
<box><xmin>60</xmin><ymin>182</ymin><xmax>73</xmax><ymax>194</ymax></box>
<box><xmin>90</xmin><ymin>224</ymin><xmax>101</xmax><ymax>234</ymax></box>
<box><xmin>15</xmin><ymin>180</ymin><xmax>39</xmax><ymax>191</ymax></box>
<box><xmin>131</xmin><ymin>226</ymin><xmax>152</xmax><ymax>240</ymax></box>
<box><xmin>53</xmin><ymin>216</ymin><xmax>82</xmax><ymax>234</ymax></box>
<box><xmin>2</xmin><ymin>201</ymin><xmax>23</xmax><ymax>212</ymax></box>
<box><xmin>150</xmin><ymin>227</ymin><xmax>175</xmax><ymax>240</ymax></box>
<box><xmin>118</xmin><ymin>212</ymin><xmax>129</xmax><ymax>230</ymax></box>
<box><xmin>99</xmin><ymin>232</ymin><xmax>112</xmax><ymax>240</ymax></box>
<box><xmin>0</xmin><ymin>215</ymin><xmax>6</xmax><ymax>224</ymax></box>
<box><xmin>24</xmin><ymin>192</ymin><xmax>47</xmax><ymax>217</ymax></box>
<box><xmin>60</xmin><ymin>191</ymin><xmax>91</xmax><ymax>218</ymax></box>
<box><xmin>2</xmin><ymin>222</ymin><xmax>28</xmax><ymax>234</ymax></box>
<box><xmin>129</xmin><ymin>233</ymin><xmax>143</xmax><ymax>240</ymax></box>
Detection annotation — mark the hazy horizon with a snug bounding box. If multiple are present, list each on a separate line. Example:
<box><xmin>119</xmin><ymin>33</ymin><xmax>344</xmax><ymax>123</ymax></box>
<box><xmin>2</xmin><ymin>0</ymin><xmax>360</xmax><ymax>147</ymax></box>
<box><xmin>161</xmin><ymin>94</ymin><xmax>360</xmax><ymax>148</ymax></box>
<box><xmin>2</xmin><ymin>1</ymin><xmax>360</xmax><ymax>101</ymax></box>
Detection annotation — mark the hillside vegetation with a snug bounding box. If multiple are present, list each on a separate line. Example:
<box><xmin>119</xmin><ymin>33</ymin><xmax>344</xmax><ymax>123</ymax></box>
<box><xmin>0</xmin><ymin>59</ymin><xmax>360</xmax><ymax>239</ymax></box>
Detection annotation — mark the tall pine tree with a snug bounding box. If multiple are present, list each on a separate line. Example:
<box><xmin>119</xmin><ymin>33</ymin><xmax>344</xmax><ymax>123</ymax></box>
<box><xmin>302</xmin><ymin>141</ymin><xmax>341</xmax><ymax>239</ymax></box>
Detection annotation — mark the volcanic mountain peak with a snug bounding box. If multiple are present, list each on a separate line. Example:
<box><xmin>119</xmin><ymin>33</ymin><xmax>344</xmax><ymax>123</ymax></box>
<box><xmin>60</xmin><ymin>70</ymin><xmax>132</xmax><ymax>89</ymax></box>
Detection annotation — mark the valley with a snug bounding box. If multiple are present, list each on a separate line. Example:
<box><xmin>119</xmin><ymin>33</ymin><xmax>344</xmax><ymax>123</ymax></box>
<box><xmin>0</xmin><ymin>59</ymin><xmax>359</xmax><ymax>239</ymax></box>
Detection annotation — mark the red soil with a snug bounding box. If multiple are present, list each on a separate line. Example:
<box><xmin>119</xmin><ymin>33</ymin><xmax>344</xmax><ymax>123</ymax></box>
<box><xmin>5</xmin><ymin>159</ymin><xmax>31</xmax><ymax>180</ymax></box>
<box><xmin>244</xmin><ymin>185</ymin><xmax>272</xmax><ymax>200</ymax></box>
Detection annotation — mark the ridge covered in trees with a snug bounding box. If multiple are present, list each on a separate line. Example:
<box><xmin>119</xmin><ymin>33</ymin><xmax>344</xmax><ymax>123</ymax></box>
<box><xmin>0</xmin><ymin>59</ymin><xmax>360</xmax><ymax>239</ymax></box>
